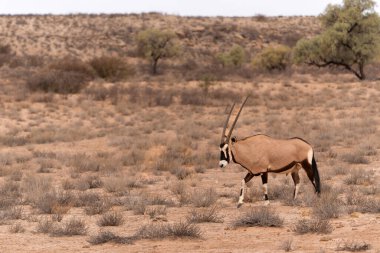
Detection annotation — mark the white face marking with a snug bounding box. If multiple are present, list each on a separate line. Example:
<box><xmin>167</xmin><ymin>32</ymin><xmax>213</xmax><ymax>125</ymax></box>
<box><xmin>307</xmin><ymin>149</ymin><xmax>313</xmax><ymax>164</ymax></box>
<box><xmin>219</xmin><ymin>160</ymin><xmax>228</xmax><ymax>168</ymax></box>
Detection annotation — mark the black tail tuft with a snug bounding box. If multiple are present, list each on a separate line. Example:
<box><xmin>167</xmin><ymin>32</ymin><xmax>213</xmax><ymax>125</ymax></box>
<box><xmin>312</xmin><ymin>155</ymin><xmax>321</xmax><ymax>194</ymax></box>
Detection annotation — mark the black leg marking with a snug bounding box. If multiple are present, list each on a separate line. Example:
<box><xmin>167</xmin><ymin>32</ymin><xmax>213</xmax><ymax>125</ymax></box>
<box><xmin>261</xmin><ymin>172</ymin><xmax>269</xmax><ymax>201</ymax></box>
<box><xmin>244</xmin><ymin>172</ymin><xmax>255</xmax><ymax>183</ymax></box>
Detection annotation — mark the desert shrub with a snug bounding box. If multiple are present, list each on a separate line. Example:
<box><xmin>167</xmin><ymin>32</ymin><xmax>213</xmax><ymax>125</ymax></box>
<box><xmin>232</xmin><ymin>207</ymin><xmax>283</xmax><ymax>228</ymax></box>
<box><xmin>36</xmin><ymin>218</ymin><xmax>54</xmax><ymax>233</ymax></box>
<box><xmin>83</xmin><ymin>175</ymin><xmax>103</xmax><ymax>189</ymax></box>
<box><xmin>75</xmin><ymin>192</ymin><xmax>102</xmax><ymax>207</ymax></box>
<box><xmin>49</xmin><ymin>56</ymin><xmax>95</xmax><ymax>79</ymax></box>
<box><xmin>0</xmin><ymin>43</ymin><xmax>12</xmax><ymax>67</ymax></box>
<box><xmin>346</xmin><ymin>192</ymin><xmax>380</xmax><ymax>213</ymax></box>
<box><xmin>293</xmin><ymin>218</ymin><xmax>333</xmax><ymax>234</ymax></box>
<box><xmin>280</xmin><ymin>238</ymin><xmax>294</xmax><ymax>252</ymax></box>
<box><xmin>88</xmin><ymin>231</ymin><xmax>134</xmax><ymax>245</ymax></box>
<box><xmin>180</xmin><ymin>89</ymin><xmax>207</xmax><ymax>105</ymax></box>
<box><xmin>186</xmin><ymin>206</ymin><xmax>224</xmax><ymax>223</ymax></box>
<box><xmin>312</xmin><ymin>187</ymin><xmax>343</xmax><ymax>219</ymax></box>
<box><xmin>336</xmin><ymin>240</ymin><xmax>371</xmax><ymax>251</ymax></box>
<box><xmin>9</xmin><ymin>222</ymin><xmax>25</xmax><ymax>233</ymax></box>
<box><xmin>0</xmin><ymin>206</ymin><xmax>23</xmax><ymax>220</ymax></box>
<box><xmin>135</xmin><ymin>221</ymin><xmax>202</xmax><ymax>239</ymax></box>
<box><xmin>84</xmin><ymin>199</ymin><xmax>111</xmax><ymax>215</ymax></box>
<box><xmin>146</xmin><ymin>205</ymin><xmax>167</xmax><ymax>219</ymax></box>
<box><xmin>252</xmin><ymin>45</ymin><xmax>291</xmax><ymax>71</ymax></box>
<box><xmin>344</xmin><ymin>169</ymin><xmax>372</xmax><ymax>185</ymax></box>
<box><xmin>103</xmin><ymin>176</ymin><xmax>128</xmax><ymax>193</ymax></box>
<box><xmin>33</xmin><ymin>190</ymin><xmax>73</xmax><ymax>214</ymax></box>
<box><xmin>170</xmin><ymin>181</ymin><xmax>191</xmax><ymax>206</ymax></box>
<box><xmin>254</xmin><ymin>14</ymin><xmax>268</xmax><ymax>22</ymax></box>
<box><xmin>50</xmin><ymin>217</ymin><xmax>87</xmax><ymax>236</ymax></box>
<box><xmin>198</xmin><ymin>74</ymin><xmax>217</xmax><ymax>93</ymax></box>
<box><xmin>0</xmin><ymin>135</ymin><xmax>28</xmax><ymax>147</ymax></box>
<box><xmin>21</xmin><ymin>175</ymin><xmax>52</xmax><ymax>204</ymax></box>
<box><xmin>0</xmin><ymin>43</ymin><xmax>11</xmax><ymax>54</ymax></box>
<box><xmin>89</xmin><ymin>56</ymin><xmax>132</xmax><ymax>81</ymax></box>
<box><xmin>148</xmin><ymin>194</ymin><xmax>176</xmax><ymax>207</ymax></box>
<box><xmin>27</xmin><ymin>70</ymin><xmax>88</xmax><ymax>94</ymax></box>
<box><xmin>97</xmin><ymin>211</ymin><xmax>124</xmax><ymax>226</ymax></box>
<box><xmin>191</xmin><ymin>188</ymin><xmax>218</xmax><ymax>207</ymax></box>
<box><xmin>341</xmin><ymin>151</ymin><xmax>369</xmax><ymax>164</ymax></box>
<box><xmin>216</xmin><ymin>44</ymin><xmax>246</xmax><ymax>68</ymax></box>
<box><xmin>172</xmin><ymin>167</ymin><xmax>194</xmax><ymax>180</ymax></box>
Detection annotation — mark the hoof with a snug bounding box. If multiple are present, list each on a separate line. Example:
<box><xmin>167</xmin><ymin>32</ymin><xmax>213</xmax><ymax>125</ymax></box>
<box><xmin>264</xmin><ymin>200</ymin><xmax>270</xmax><ymax>206</ymax></box>
<box><xmin>237</xmin><ymin>202</ymin><xmax>243</xmax><ymax>208</ymax></box>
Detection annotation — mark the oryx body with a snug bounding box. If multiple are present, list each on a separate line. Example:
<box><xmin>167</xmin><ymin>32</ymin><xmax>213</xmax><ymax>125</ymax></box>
<box><xmin>219</xmin><ymin>97</ymin><xmax>321</xmax><ymax>207</ymax></box>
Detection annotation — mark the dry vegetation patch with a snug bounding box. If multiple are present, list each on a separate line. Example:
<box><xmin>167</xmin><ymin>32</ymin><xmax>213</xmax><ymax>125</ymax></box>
<box><xmin>232</xmin><ymin>207</ymin><xmax>283</xmax><ymax>228</ymax></box>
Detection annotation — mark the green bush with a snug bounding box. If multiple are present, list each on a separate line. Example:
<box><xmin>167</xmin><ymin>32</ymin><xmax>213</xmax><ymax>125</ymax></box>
<box><xmin>217</xmin><ymin>44</ymin><xmax>245</xmax><ymax>67</ymax></box>
<box><xmin>252</xmin><ymin>45</ymin><xmax>291</xmax><ymax>71</ymax></box>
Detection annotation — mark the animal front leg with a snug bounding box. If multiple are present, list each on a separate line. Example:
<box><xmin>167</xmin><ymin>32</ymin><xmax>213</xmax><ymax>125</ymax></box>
<box><xmin>237</xmin><ymin>172</ymin><xmax>254</xmax><ymax>208</ymax></box>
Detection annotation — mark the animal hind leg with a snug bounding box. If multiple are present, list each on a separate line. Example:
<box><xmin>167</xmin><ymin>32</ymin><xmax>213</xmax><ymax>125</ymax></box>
<box><xmin>301</xmin><ymin>160</ymin><xmax>316</xmax><ymax>190</ymax></box>
<box><xmin>261</xmin><ymin>172</ymin><xmax>269</xmax><ymax>202</ymax></box>
<box><xmin>237</xmin><ymin>172</ymin><xmax>254</xmax><ymax>208</ymax></box>
<box><xmin>291</xmin><ymin>171</ymin><xmax>300</xmax><ymax>199</ymax></box>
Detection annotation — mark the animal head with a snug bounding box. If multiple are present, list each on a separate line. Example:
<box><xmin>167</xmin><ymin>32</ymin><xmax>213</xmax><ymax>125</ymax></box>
<box><xmin>219</xmin><ymin>96</ymin><xmax>249</xmax><ymax>168</ymax></box>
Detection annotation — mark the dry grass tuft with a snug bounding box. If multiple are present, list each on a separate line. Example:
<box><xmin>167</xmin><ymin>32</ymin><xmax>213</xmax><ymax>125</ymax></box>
<box><xmin>186</xmin><ymin>206</ymin><xmax>224</xmax><ymax>223</ymax></box>
<box><xmin>146</xmin><ymin>206</ymin><xmax>167</xmax><ymax>219</ymax></box>
<box><xmin>232</xmin><ymin>207</ymin><xmax>283</xmax><ymax>228</ymax></box>
<box><xmin>293</xmin><ymin>218</ymin><xmax>333</xmax><ymax>234</ymax></box>
<box><xmin>344</xmin><ymin>169</ymin><xmax>372</xmax><ymax>185</ymax></box>
<box><xmin>279</xmin><ymin>238</ymin><xmax>294</xmax><ymax>252</ymax></box>
<box><xmin>191</xmin><ymin>188</ymin><xmax>218</xmax><ymax>207</ymax></box>
<box><xmin>341</xmin><ymin>150</ymin><xmax>369</xmax><ymax>164</ymax></box>
<box><xmin>50</xmin><ymin>217</ymin><xmax>88</xmax><ymax>237</ymax></box>
<box><xmin>88</xmin><ymin>231</ymin><xmax>134</xmax><ymax>245</ymax></box>
<box><xmin>336</xmin><ymin>240</ymin><xmax>371</xmax><ymax>251</ymax></box>
<box><xmin>312</xmin><ymin>188</ymin><xmax>343</xmax><ymax>219</ymax></box>
<box><xmin>135</xmin><ymin>221</ymin><xmax>202</xmax><ymax>239</ymax></box>
<box><xmin>97</xmin><ymin>211</ymin><xmax>124</xmax><ymax>227</ymax></box>
<box><xmin>9</xmin><ymin>222</ymin><xmax>25</xmax><ymax>233</ymax></box>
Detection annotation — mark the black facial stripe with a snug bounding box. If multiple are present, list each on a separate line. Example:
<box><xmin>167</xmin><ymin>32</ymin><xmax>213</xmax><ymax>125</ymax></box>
<box><xmin>220</xmin><ymin>146</ymin><xmax>229</xmax><ymax>161</ymax></box>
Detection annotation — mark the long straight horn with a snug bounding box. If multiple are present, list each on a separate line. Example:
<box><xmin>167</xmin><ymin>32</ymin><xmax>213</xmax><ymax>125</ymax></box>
<box><xmin>221</xmin><ymin>103</ymin><xmax>235</xmax><ymax>143</ymax></box>
<box><xmin>226</xmin><ymin>96</ymin><xmax>249</xmax><ymax>142</ymax></box>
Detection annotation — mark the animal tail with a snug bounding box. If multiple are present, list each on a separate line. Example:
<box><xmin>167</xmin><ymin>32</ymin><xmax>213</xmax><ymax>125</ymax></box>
<box><xmin>312</xmin><ymin>154</ymin><xmax>321</xmax><ymax>194</ymax></box>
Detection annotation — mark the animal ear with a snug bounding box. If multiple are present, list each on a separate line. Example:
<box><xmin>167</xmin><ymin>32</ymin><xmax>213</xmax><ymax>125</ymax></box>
<box><xmin>231</xmin><ymin>136</ymin><xmax>237</xmax><ymax>142</ymax></box>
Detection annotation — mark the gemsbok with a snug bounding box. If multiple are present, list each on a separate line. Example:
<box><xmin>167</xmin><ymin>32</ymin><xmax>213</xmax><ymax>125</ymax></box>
<box><xmin>219</xmin><ymin>97</ymin><xmax>321</xmax><ymax>207</ymax></box>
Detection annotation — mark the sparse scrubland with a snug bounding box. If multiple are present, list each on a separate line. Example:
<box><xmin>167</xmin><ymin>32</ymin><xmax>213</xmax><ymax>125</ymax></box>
<box><xmin>0</xmin><ymin>5</ymin><xmax>380</xmax><ymax>253</ymax></box>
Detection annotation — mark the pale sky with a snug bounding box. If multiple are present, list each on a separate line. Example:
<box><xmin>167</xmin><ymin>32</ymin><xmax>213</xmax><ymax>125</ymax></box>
<box><xmin>1</xmin><ymin>0</ymin><xmax>379</xmax><ymax>16</ymax></box>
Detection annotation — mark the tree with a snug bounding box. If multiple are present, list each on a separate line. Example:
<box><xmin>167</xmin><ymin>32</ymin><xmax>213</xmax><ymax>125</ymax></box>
<box><xmin>137</xmin><ymin>29</ymin><xmax>179</xmax><ymax>75</ymax></box>
<box><xmin>293</xmin><ymin>0</ymin><xmax>380</xmax><ymax>80</ymax></box>
<box><xmin>216</xmin><ymin>45</ymin><xmax>246</xmax><ymax>68</ymax></box>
